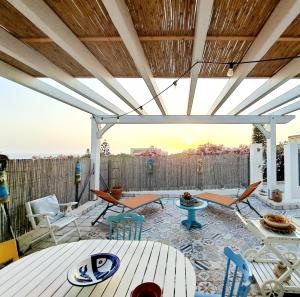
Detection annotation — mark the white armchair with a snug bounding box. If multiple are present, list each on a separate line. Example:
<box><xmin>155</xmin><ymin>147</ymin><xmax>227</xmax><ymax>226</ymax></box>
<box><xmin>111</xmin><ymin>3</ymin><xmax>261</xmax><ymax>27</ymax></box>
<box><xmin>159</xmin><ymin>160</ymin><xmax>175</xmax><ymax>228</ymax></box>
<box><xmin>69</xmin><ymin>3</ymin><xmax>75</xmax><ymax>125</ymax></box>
<box><xmin>25</xmin><ymin>195</ymin><xmax>81</xmax><ymax>245</ymax></box>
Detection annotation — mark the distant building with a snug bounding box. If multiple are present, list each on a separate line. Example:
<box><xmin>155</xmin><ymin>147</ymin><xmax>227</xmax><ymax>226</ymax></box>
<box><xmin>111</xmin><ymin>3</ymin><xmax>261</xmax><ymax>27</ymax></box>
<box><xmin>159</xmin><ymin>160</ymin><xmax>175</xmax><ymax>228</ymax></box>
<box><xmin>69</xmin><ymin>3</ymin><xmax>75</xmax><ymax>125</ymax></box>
<box><xmin>130</xmin><ymin>146</ymin><xmax>168</xmax><ymax>156</ymax></box>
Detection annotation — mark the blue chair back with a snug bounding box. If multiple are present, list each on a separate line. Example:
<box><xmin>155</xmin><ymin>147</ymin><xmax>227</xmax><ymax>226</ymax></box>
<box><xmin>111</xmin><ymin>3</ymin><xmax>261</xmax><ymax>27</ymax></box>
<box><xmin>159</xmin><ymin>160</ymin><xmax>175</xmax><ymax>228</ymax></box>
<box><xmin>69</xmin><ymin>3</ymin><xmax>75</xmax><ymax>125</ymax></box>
<box><xmin>106</xmin><ymin>213</ymin><xmax>144</xmax><ymax>240</ymax></box>
<box><xmin>221</xmin><ymin>247</ymin><xmax>252</xmax><ymax>297</ymax></box>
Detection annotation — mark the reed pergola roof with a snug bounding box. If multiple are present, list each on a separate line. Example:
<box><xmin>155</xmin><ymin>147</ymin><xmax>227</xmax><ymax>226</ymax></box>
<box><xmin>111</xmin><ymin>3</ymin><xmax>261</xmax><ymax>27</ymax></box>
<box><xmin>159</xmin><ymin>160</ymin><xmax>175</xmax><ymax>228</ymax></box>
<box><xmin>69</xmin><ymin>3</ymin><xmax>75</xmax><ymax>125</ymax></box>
<box><xmin>1</xmin><ymin>0</ymin><xmax>300</xmax><ymax>79</ymax></box>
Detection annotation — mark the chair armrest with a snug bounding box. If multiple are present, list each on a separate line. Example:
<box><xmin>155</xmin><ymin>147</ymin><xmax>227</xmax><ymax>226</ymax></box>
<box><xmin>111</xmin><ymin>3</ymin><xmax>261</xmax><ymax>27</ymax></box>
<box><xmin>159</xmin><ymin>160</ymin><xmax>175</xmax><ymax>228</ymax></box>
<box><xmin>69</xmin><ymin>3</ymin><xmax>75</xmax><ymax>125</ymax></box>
<box><xmin>59</xmin><ymin>202</ymin><xmax>77</xmax><ymax>213</ymax></box>
<box><xmin>27</xmin><ymin>213</ymin><xmax>51</xmax><ymax>218</ymax></box>
<box><xmin>59</xmin><ymin>202</ymin><xmax>78</xmax><ymax>207</ymax></box>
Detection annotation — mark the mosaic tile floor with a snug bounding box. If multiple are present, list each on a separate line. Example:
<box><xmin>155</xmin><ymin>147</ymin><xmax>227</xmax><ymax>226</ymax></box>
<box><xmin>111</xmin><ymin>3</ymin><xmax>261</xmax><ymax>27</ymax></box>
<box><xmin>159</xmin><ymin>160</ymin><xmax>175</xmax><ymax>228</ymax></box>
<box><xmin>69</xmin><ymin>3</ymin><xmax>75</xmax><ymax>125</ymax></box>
<box><xmin>30</xmin><ymin>197</ymin><xmax>300</xmax><ymax>296</ymax></box>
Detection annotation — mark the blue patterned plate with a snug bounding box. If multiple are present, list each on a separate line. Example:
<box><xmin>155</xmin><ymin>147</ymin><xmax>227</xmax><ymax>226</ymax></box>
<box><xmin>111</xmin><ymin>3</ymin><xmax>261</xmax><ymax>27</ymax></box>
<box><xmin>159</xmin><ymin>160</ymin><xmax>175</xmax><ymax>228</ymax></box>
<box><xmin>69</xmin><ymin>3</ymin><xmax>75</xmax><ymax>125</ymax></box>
<box><xmin>67</xmin><ymin>253</ymin><xmax>120</xmax><ymax>287</ymax></box>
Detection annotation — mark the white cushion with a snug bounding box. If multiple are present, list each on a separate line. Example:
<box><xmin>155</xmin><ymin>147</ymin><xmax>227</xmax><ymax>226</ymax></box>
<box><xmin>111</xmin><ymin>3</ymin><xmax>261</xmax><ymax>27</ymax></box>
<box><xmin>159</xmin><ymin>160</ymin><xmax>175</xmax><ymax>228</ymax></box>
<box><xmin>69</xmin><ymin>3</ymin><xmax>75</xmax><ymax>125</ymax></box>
<box><xmin>30</xmin><ymin>195</ymin><xmax>64</xmax><ymax>224</ymax></box>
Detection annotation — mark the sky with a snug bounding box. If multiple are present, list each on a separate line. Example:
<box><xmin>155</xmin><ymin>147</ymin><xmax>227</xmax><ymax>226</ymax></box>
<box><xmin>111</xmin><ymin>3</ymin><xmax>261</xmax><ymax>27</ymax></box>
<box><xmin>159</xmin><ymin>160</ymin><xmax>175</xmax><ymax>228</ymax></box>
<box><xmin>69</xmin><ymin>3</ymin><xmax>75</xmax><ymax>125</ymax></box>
<box><xmin>1</xmin><ymin>76</ymin><xmax>300</xmax><ymax>158</ymax></box>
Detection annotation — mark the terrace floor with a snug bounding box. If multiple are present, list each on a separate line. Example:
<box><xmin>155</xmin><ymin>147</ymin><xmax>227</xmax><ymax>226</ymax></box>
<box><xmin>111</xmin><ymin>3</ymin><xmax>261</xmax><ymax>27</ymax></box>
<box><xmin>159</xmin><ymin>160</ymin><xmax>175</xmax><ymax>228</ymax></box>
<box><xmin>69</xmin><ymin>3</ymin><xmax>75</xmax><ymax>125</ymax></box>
<box><xmin>26</xmin><ymin>192</ymin><xmax>300</xmax><ymax>296</ymax></box>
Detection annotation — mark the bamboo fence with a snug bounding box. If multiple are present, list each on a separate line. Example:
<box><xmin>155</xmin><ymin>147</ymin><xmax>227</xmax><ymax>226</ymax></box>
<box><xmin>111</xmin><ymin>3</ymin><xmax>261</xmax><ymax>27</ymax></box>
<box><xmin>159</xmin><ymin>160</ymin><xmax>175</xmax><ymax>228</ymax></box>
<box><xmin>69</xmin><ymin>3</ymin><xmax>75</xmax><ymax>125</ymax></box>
<box><xmin>101</xmin><ymin>154</ymin><xmax>249</xmax><ymax>191</ymax></box>
<box><xmin>0</xmin><ymin>157</ymin><xmax>91</xmax><ymax>242</ymax></box>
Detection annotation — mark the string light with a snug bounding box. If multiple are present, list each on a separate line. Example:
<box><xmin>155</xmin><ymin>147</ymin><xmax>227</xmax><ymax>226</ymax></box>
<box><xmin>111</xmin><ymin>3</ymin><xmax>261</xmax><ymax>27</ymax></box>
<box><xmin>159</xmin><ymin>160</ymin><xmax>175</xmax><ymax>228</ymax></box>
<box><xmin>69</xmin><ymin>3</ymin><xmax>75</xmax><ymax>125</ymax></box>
<box><xmin>96</xmin><ymin>54</ymin><xmax>300</xmax><ymax>121</ymax></box>
<box><xmin>227</xmin><ymin>63</ymin><xmax>234</xmax><ymax>77</ymax></box>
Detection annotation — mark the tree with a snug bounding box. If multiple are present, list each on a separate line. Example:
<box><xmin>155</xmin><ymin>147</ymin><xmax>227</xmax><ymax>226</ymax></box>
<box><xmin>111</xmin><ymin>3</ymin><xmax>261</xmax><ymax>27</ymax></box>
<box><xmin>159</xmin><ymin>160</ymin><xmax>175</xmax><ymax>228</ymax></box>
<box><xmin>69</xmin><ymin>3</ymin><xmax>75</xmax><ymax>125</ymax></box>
<box><xmin>252</xmin><ymin>125</ymin><xmax>266</xmax><ymax>146</ymax></box>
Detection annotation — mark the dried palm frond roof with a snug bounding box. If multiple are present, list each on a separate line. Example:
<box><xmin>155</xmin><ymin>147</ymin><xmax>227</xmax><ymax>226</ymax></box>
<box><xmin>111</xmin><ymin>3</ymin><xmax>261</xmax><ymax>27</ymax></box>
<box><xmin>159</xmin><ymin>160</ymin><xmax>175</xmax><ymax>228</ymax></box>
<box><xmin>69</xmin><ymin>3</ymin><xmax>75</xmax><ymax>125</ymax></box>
<box><xmin>0</xmin><ymin>0</ymin><xmax>299</xmax><ymax>78</ymax></box>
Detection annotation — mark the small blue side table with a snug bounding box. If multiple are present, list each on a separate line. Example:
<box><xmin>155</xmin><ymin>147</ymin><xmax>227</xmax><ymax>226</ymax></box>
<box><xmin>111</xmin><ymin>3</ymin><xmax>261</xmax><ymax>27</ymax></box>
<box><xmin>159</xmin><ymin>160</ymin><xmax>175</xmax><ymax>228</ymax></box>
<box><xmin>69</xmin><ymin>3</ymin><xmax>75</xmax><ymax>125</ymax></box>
<box><xmin>175</xmin><ymin>199</ymin><xmax>208</xmax><ymax>230</ymax></box>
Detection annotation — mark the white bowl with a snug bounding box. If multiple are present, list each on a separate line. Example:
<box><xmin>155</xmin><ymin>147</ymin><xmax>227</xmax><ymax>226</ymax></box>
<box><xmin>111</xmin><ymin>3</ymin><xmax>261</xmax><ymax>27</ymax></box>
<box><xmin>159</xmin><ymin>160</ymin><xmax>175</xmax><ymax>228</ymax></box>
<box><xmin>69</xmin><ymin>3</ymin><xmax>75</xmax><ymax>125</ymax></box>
<box><xmin>67</xmin><ymin>253</ymin><xmax>120</xmax><ymax>287</ymax></box>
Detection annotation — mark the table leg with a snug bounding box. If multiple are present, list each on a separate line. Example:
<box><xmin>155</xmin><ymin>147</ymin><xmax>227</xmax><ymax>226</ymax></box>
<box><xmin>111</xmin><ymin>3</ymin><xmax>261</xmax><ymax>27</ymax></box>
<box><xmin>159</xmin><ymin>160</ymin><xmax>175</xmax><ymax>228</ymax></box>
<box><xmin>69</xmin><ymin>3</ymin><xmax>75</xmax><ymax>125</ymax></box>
<box><xmin>181</xmin><ymin>209</ymin><xmax>202</xmax><ymax>230</ymax></box>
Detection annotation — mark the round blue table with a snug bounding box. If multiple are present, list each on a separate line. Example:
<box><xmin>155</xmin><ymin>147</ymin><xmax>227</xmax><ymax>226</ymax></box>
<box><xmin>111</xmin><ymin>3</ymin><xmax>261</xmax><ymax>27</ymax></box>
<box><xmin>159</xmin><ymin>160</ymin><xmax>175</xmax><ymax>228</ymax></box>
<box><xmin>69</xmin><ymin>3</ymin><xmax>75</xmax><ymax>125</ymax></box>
<box><xmin>175</xmin><ymin>199</ymin><xmax>208</xmax><ymax>230</ymax></box>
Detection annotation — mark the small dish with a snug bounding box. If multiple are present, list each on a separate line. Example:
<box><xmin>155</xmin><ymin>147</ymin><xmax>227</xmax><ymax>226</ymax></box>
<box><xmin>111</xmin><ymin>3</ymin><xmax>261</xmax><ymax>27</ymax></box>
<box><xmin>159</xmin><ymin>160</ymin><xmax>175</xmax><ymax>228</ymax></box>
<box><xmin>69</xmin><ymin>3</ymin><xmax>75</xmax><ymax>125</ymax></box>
<box><xmin>131</xmin><ymin>282</ymin><xmax>162</xmax><ymax>297</ymax></box>
<box><xmin>263</xmin><ymin>214</ymin><xmax>290</xmax><ymax>229</ymax></box>
<box><xmin>67</xmin><ymin>253</ymin><xmax>120</xmax><ymax>287</ymax></box>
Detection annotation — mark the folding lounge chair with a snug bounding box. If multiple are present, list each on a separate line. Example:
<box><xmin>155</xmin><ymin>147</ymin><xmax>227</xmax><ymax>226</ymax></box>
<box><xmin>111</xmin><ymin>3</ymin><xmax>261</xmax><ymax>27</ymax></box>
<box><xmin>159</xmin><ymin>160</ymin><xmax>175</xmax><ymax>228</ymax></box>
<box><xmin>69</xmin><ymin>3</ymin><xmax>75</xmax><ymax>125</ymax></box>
<box><xmin>90</xmin><ymin>190</ymin><xmax>163</xmax><ymax>225</ymax></box>
<box><xmin>196</xmin><ymin>181</ymin><xmax>262</xmax><ymax>217</ymax></box>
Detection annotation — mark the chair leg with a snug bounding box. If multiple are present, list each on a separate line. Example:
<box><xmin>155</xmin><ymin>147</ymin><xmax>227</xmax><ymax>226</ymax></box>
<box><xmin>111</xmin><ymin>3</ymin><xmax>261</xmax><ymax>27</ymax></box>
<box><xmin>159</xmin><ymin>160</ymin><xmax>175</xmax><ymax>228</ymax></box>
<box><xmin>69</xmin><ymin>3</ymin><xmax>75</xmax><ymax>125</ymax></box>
<box><xmin>246</xmin><ymin>200</ymin><xmax>262</xmax><ymax>218</ymax></box>
<box><xmin>49</xmin><ymin>228</ymin><xmax>58</xmax><ymax>245</ymax></box>
<box><xmin>91</xmin><ymin>204</ymin><xmax>110</xmax><ymax>226</ymax></box>
<box><xmin>159</xmin><ymin>199</ymin><xmax>164</xmax><ymax>209</ymax></box>
<box><xmin>74</xmin><ymin>220</ymin><xmax>81</xmax><ymax>239</ymax></box>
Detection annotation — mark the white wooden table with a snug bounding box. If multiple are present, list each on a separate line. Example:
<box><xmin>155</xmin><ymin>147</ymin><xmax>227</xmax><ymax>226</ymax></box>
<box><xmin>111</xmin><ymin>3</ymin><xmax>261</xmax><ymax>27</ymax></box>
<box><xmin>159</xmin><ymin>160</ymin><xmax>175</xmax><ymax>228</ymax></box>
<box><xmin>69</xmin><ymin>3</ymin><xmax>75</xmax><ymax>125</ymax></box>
<box><xmin>0</xmin><ymin>240</ymin><xmax>196</xmax><ymax>297</ymax></box>
<box><xmin>238</xmin><ymin>213</ymin><xmax>300</xmax><ymax>296</ymax></box>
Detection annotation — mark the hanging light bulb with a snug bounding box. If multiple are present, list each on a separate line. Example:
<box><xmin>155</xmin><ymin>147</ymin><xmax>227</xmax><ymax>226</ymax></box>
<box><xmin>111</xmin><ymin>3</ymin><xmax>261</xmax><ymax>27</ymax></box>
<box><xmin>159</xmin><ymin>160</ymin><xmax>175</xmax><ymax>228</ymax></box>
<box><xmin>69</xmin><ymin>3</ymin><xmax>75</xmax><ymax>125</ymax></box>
<box><xmin>139</xmin><ymin>106</ymin><xmax>143</xmax><ymax>111</ymax></box>
<box><xmin>173</xmin><ymin>80</ymin><xmax>177</xmax><ymax>87</ymax></box>
<box><xmin>227</xmin><ymin>63</ymin><xmax>234</xmax><ymax>77</ymax></box>
<box><xmin>117</xmin><ymin>116</ymin><xmax>120</xmax><ymax>123</ymax></box>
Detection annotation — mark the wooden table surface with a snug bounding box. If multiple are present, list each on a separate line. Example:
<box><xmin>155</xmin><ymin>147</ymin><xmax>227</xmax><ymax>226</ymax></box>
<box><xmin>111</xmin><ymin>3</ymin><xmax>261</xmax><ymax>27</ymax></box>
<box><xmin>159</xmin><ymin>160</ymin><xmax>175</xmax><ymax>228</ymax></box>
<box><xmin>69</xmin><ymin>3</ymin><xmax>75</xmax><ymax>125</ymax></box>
<box><xmin>0</xmin><ymin>240</ymin><xmax>196</xmax><ymax>297</ymax></box>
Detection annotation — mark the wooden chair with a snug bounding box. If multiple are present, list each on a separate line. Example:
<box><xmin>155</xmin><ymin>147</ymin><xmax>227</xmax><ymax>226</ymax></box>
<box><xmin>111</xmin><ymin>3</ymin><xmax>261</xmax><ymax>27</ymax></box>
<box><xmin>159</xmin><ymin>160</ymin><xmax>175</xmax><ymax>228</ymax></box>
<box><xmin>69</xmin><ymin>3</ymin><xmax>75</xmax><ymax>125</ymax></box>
<box><xmin>196</xmin><ymin>181</ymin><xmax>262</xmax><ymax>217</ymax></box>
<box><xmin>195</xmin><ymin>247</ymin><xmax>253</xmax><ymax>297</ymax></box>
<box><xmin>90</xmin><ymin>189</ymin><xmax>163</xmax><ymax>225</ymax></box>
<box><xmin>25</xmin><ymin>194</ymin><xmax>81</xmax><ymax>245</ymax></box>
<box><xmin>106</xmin><ymin>213</ymin><xmax>144</xmax><ymax>240</ymax></box>
<box><xmin>0</xmin><ymin>239</ymin><xmax>19</xmax><ymax>268</ymax></box>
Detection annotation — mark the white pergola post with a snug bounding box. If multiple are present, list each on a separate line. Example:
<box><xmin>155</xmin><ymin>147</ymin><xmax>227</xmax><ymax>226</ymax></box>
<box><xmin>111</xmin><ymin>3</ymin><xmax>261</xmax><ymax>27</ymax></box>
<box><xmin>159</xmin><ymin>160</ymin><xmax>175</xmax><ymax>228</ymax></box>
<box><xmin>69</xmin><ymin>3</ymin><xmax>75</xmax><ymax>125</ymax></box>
<box><xmin>266</xmin><ymin>119</ymin><xmax>277</xmax><ymax>198</ymax></box>
<box><xmin>250</xmin><ymin>143</ymin><xmax>263</xmax><ymax>188</ymax></box>
<box><xmin>91</xmin><ymin>118</ymin><xmax>101</xmax><ymax>195</ymax></box>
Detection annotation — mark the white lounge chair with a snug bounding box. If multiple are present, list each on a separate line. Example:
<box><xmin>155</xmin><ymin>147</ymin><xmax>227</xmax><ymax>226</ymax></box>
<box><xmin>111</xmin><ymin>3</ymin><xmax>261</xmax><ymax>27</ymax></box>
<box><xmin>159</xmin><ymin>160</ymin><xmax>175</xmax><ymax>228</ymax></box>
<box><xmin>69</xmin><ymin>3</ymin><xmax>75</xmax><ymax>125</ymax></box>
<box><xmin>25</xmin><ymin>194</ymin><xmax>81</xmax><ymax>245</ymax></box>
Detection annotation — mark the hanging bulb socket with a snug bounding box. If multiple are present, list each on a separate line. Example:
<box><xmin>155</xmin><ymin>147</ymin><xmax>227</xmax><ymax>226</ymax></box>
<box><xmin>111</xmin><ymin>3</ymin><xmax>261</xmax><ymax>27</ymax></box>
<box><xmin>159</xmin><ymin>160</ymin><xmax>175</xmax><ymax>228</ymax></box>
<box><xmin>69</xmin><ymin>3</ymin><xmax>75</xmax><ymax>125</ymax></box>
<box><xmin>227</xmin><ymin>63</ymin><xmax>234</xmax><ymax>77</ymax></box>
<box><xmin>117</xmin><ymin>116</ymin><xmax>120</xmax><ymax>123</ymax></box>
<box><xmin>139</xmin><ymin>106</ymin><xmax>143</xmax><ymax>111</ymax></box>
<box><xmin>173</xmin><ymin>80</ymin><xmax>177</xmax><ymax>87</ymax></box>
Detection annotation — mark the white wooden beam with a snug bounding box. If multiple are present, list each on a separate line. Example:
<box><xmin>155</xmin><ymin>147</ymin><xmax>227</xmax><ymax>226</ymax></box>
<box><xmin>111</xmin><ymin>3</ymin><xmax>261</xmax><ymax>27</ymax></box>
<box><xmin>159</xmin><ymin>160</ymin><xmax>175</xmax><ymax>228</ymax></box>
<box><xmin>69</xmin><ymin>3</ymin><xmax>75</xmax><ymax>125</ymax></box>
<box><xmin>230</xmin><ymin>58</ymin><xmax>300</xmax><ymax>115</ymax></box>
<box><xmin>272</xmin><ymin>101</ymin><xmax>300</xmax><ymax>115</ymax></box>
<box><xmin>102</xmin><ymin>0</ymin><xmax>166</xmax><ymax>115</ymax></box>
<box><xmin>0</xmin><ymin>60</ymin><xmax>106</xmax><ymax>115</ymax></box>
<box><xmin>208</xmin><ymin>0</ymin><xmax>300</xmax><ymax>115</ymax></box>
<box><xmin>8</xmin><ymin>0</ymin><xmax>145</xmax><ymax>115</ymax></box>
<box><xmin>95</xmin><ymin>115</ymin><xmax>294</xmax><ymax>125</ymax></box>
<box><xmin>0</xmin><ymin>27</ymin><xmax>124</xmax><ymax>115</ymax></box>
<box><xmin>266</xmin><ymin>119</ymin><xmax>277</xmax><ymax>197</ymax></box>
<box><xmin>91</xmin><ymin>118</ymin><xmax>101</xmax><ymax>191</ymax></box>
<box><xmin>187</xmin><ymin>0</ymin><xmax>214</xmax><ymax>115</ymax></box>
<box><xmin>250</xmin><ymin>85</ymin><xmax>300</xmax><ymax>115</ymax></box>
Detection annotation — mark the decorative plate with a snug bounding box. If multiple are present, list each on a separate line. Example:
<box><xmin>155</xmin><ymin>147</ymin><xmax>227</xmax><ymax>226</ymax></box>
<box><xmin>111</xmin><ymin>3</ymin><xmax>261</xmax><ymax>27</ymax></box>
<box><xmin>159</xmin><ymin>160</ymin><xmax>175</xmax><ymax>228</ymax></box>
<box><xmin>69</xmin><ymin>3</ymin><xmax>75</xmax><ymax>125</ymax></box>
<box><xmin>67</xmin><ymin>253</ymin><xmax>120</xmax><ymax>287</ymax></box>
<box><xmin>263</xmin><ymin>213</ymin><xmax>290</xmax><ymax>229</ymax></box>
<box><xmin>260</xmin><ymin>219</ymin><xmax>296</xmax><ymax>234</ymax></box>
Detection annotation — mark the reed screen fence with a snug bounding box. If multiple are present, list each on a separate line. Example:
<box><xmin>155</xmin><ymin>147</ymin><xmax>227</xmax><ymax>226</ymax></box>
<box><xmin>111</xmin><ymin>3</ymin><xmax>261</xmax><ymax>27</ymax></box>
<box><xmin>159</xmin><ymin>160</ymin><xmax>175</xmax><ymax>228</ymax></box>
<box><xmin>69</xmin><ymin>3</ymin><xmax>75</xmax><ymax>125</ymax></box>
<box><xmin>101</xmin><ymin>154</ymin><xmax>249</xmax><ymax>191</ymax></box>
<box><xmin>0</xmin><ymin>157</ymin><xmax>91</xmax><ymax>242</ymax></box>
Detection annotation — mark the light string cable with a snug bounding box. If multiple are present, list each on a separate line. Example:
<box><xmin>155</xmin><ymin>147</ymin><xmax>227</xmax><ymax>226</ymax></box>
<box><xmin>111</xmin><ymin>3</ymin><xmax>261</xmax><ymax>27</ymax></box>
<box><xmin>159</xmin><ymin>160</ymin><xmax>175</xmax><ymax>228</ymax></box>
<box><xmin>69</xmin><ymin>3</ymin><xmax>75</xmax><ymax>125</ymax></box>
<box><xmin>97</xmin><ymin>54</ymin><xmax>300</xmax><ymax>121</ymax></box>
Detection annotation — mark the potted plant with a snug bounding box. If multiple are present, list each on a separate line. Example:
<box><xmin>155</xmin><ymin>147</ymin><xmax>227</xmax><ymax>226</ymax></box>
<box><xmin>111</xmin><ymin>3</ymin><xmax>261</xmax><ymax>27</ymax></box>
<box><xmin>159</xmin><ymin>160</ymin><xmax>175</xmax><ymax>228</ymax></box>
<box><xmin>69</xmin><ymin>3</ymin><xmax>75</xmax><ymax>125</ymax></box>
<box><xmin>272</xmin><ymin>189</ymin><xmax>283</xmax><ymax>203</ymax></box>
<box><xmin>111</xmin><ymin>185</ymin><xmax>123</xmax><ymax>200</ymax></box>
<box><xmin>180</xmin><ymin>192</ymin><xmax>194</xmax><ymax>206</ymax></box>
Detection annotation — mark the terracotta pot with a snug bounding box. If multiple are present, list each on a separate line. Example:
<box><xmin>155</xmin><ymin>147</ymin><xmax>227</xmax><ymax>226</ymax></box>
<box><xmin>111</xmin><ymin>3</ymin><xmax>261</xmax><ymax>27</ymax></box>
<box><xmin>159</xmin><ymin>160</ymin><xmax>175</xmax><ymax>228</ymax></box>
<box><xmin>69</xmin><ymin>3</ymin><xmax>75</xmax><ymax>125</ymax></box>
<box><xmin>131</xmin><ymin>282</ymin><xmax>162</xmax><ymax>297</ymax></box>
<box><xmin>111</xmin><ymin>187</ymin><xmax>123</xmax><ymax>200</ymax></box>
<box><xmin>272</xmin><ymin>191</ymin><xmax>282</xmax><ymax>203</ymax></box>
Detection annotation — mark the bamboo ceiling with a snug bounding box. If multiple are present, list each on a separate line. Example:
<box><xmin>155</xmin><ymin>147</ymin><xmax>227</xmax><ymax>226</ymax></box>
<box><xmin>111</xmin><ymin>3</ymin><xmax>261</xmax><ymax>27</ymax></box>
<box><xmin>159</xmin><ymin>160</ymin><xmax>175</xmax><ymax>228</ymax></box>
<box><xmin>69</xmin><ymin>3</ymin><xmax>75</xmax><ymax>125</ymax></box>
<box><xmin>0</xmin><ymin>0</ymin><xmax>299</xmax><ymax>78</ymax></box>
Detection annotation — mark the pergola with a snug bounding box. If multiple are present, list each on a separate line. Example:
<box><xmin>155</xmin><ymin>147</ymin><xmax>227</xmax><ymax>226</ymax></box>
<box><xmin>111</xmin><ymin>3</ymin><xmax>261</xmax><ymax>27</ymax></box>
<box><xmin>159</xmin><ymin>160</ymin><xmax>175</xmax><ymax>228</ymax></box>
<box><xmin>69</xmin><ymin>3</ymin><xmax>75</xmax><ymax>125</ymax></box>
<box><xmin>1</xmin><ymin>0</ymin><xmax>300</xmax><ymax>197</ymax></box>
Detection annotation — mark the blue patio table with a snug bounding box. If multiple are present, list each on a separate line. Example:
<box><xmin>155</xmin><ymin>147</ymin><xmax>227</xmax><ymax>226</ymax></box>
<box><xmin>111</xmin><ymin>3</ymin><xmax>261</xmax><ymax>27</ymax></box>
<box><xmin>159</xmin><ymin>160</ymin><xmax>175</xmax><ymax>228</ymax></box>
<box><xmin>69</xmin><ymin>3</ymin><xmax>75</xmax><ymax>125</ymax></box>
<box><xmin>175</xmin><ymin>199</ymin><xmax>208</xmax><ymax>230</ymax></box>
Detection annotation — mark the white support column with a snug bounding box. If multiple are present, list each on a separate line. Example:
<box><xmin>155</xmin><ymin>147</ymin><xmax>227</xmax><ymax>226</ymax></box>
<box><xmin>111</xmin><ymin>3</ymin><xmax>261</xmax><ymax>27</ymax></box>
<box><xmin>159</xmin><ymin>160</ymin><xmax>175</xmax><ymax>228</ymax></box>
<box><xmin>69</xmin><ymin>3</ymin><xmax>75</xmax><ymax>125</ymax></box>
<box><xmin>91</xmin><ymin>118</ymin><xmax>101</xmax><ymax>194</ymax></box>
<box><xmin>266</xmin><ymin>119</ymin><xmax>277</xmax><ymax>198</ymax></box>
<box><xmin>250</xmin><ymin>143</ymin><xmax>263</xmax><ymax>187</ymax></box>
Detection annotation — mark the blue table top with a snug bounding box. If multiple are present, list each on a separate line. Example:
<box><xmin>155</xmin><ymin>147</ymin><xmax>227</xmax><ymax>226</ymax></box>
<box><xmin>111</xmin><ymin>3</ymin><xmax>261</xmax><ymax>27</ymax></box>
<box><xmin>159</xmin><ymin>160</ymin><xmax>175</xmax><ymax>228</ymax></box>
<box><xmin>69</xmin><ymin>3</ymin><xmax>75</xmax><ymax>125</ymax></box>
<box><xmin>175</xmin><ymin>198</ymin><xmax>208</xmax><ymax>210</ymax></box>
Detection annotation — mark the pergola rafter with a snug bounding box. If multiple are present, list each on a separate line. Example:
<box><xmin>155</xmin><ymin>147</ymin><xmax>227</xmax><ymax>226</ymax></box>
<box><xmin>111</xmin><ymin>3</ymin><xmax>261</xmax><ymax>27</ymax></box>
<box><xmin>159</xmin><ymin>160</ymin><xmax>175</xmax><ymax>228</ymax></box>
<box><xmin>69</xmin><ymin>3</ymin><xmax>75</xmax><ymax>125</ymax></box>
<box><xmin>208</xmin><ymin>0</ymin><xmax>300</xmax><ymax>115</ymax></box>
<box><xmin>102</xmin><ymin>0</ymin><xmax>167</xmax><ymax>115</ymax></box>
<box><xmin>0</xmin><ymin>27</ymin><xmax>124</xmax><ymax>115</ymax></box>
<box><xmin>250</xmin><ymin>85</ymin><xmax>300</xmax><ymax>115</ymax></box>
<box><xmin>0</xmin><ymin>60</ymin><xmax>106</xmax><ymax>116</ymax></box>
<box><xmin>8</xmin><ymin>0</ymin><xmax>146</xmax><ymax>116</ymax></box>
<box><xmin>186</xmin><ymin>0</ymin><xmax>214</xmax><ymax>115</ymax></box>
<box><xmin>272</xmin><ymin>101</ymin><xmax>300</xmax><ymax>115</ymax></box>
<box><xmin>230</xmin><ymin>58</ymin><xmax>300</xmax><ymax>115</ymax></box>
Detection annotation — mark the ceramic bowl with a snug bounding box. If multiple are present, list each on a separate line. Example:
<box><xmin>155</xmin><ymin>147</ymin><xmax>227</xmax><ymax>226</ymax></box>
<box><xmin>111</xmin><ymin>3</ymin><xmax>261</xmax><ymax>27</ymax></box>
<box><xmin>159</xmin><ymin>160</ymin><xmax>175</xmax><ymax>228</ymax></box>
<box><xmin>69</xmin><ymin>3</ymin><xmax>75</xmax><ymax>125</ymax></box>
<box><xmin>131</xmin><ymin>282</ymin><xmax>162</xmax><ymax>297</ymax></box>
<box><xmin>263</xmin><ymin>214</ymin><xmax>290</xmax><ymax>229</ymax></box>
<box><xmin>67</xmin><ymin>253</ymin><xmax>120</xmax><ymax>287</ymax></box>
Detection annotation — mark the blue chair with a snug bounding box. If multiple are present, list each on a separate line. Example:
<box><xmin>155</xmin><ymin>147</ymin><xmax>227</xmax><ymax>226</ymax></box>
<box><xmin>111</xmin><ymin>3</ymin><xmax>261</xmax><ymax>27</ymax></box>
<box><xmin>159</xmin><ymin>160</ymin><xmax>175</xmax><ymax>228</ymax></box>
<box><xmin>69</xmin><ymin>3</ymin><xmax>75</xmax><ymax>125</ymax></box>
<box><xmin>106</xmin><ymin>213</ymin><xmax>144</xmax><ymax>240</ymax></box>
<box><xmin>195</xmin><ymin>247</ymin><xmax>253</xmax><ymax>297</ymax></box>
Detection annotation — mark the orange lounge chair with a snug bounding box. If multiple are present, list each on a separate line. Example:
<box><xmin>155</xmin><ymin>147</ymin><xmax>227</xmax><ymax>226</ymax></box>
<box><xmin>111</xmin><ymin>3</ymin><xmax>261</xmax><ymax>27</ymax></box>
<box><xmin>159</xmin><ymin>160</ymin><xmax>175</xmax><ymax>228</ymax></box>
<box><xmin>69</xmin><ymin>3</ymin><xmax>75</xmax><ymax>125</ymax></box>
<box><xmin>196</xmin><ymin>181</ymin><xmax>262</xmax><ymax>217</ymax></box>
<box><xmin>90</xmin><ymin>190</ymin><xmax>163</xmax><ymax>225</ymax></box>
